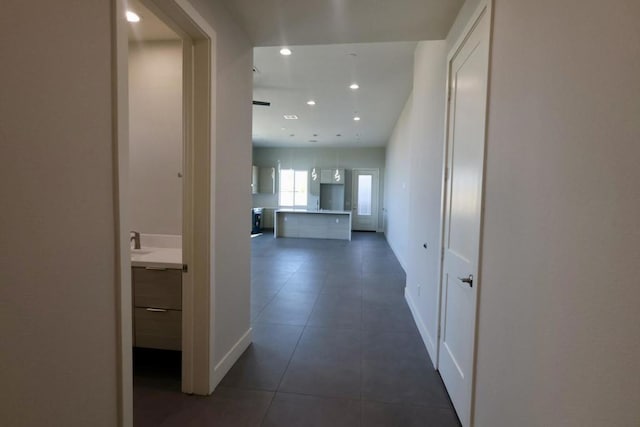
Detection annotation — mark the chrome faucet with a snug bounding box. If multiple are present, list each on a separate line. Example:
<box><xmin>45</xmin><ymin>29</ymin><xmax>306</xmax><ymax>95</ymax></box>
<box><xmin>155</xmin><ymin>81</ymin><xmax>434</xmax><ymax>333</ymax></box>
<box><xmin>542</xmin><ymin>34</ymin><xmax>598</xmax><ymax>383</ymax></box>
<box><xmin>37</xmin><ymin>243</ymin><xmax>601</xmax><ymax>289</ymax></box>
<box><xmin>130</xmin><ymin>231</ymin><xmax>141</xmax><ymax>249</ymax></box>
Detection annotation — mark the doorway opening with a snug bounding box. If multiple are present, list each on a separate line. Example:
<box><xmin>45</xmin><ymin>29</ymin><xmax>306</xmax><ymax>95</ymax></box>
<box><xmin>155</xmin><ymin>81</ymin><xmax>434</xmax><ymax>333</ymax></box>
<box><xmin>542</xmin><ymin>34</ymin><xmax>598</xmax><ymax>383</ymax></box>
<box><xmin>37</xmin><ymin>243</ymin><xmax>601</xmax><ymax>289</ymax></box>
<box><xmin>114</xmin><ymin>0</ymin><xmax>216</xmax><ymax>423</ymax></box>
<box><xmin>127</xmin><ymin>0</ymin><xmax>184</xmax><ymax>397</ymax></box>
<box><xmin>351</xmin><ymin>168</ymin><xmax>380</xmax><ymax>231</ymax></box>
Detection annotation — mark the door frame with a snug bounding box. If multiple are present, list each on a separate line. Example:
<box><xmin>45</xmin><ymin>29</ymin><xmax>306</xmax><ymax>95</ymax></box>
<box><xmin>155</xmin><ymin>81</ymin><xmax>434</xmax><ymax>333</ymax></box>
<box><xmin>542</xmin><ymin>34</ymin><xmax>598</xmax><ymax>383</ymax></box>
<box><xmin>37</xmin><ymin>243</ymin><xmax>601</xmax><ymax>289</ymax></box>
<box><xmin>351</xmin><ymin>168</ymin><xmax>380</xmax><ymax>231</ymax></box>
<box><xmin>435</xmin><ymin>0</ymin><xmax>492</xmax><ymax>425</ymax></box>
<box><xmin>113</xmin><ymin>0</ymin><xmax>217</xmax><ymax>424</ymax></box>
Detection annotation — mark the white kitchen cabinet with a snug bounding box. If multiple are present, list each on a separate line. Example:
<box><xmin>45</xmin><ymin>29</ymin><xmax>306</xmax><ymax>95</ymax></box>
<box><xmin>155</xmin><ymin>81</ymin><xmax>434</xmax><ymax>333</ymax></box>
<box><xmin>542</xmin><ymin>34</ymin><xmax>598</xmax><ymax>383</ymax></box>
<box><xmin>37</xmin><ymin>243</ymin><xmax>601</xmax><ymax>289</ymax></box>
<box><xmin>251</xmin><ymin>165</ymin><xmax>259</xmax><ymax>194</ymax></box>
<box><xmin>320</xmin><ymin>169</ymin><xmax>332</xmax><ymax>184</ymax></box>
<box><xmin>309</xmin><ymin>168</ymin><xmax>320</xmax><ymax>195</ymax></box>
<box><xmin>132</xmin><ymin>267</ymin><xmax>182</xmax><ymax>351</ymax></box>
<box><xmin>259</xmin><ymin>167</ymin><xmax>275</xmax><ymax>193</ymax></box>
<box><xmin>320</xmin><ymin>168</ymin><xmax>345</xmax><ymax>184</ymax></box>
<box><xmin>332</xmin><ymin>168</ymin><xmax>345</xmax><ymax>184</ymax></box>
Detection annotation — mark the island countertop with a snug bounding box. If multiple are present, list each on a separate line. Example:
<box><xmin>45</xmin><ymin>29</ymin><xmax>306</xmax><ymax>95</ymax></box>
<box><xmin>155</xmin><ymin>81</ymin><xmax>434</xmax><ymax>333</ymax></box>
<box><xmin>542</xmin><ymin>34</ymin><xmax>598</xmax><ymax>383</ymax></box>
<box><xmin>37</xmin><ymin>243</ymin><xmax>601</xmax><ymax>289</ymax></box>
<box><xmin>275</xmin><ymin>208</ymin><xmax>351</xmax><ymax>215</ymax></box>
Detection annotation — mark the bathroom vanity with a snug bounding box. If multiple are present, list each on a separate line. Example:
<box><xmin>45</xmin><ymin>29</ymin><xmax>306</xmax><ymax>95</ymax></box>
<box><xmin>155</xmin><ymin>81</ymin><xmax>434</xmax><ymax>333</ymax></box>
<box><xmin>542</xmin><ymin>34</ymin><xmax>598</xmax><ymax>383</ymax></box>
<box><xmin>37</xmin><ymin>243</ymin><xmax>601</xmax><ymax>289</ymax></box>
<box><xmin>131</xmin><ymin>245</ymin><xmax>183</xmax><ymax>351</ymax></box>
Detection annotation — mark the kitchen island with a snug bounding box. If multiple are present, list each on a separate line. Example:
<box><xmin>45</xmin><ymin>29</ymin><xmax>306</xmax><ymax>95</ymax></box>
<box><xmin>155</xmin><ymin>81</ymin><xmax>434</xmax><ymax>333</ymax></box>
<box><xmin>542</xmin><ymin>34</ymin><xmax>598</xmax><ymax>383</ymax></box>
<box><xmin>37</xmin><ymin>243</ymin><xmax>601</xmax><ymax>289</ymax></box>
<box><xmin>274</xmin><ymin>209</ymin><xmax>352</xmax><ymax>241</ymax></box>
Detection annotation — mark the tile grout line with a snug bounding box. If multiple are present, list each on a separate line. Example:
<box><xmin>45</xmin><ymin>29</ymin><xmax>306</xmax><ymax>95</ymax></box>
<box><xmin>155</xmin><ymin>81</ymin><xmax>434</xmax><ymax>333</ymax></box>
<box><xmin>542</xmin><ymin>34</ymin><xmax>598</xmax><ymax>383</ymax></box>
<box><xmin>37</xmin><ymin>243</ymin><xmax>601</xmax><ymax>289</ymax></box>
<box><xmin>258</xmin><ymin>391</ymin><xmax>277</xmax><ymax>427</ymax></box>
<box><xmin>270</xmin><ymin>282</ymin><xmax>313</xmax><ymax>389</ymax></box>
<box><xmin>251</xmin><ymin>268</ymin><xmax>296</xmax><ymax>323</ymax></box>
<box><xmin>258</xmin><ymin>270</ymin><xmax>310</xmax><ymax>426</ymax></box>
<box><xmin>250</xmin><ymin>234</ymin><xmax>431</xmax><ymax>425</ymax></box>
<box><xmin>260</xmin><ymin>252</ymin><xmax>345</xmax><ymax>423</ymax></box>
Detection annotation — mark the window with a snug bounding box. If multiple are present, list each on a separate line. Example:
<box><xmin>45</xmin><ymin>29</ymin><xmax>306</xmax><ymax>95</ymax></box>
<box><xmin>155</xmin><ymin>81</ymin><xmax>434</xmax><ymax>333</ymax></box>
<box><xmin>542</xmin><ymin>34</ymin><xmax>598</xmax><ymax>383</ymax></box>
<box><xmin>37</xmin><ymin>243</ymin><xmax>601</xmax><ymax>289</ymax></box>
<box><xmin>279</xmin><ymin>169</ymin><xmax>308</xmax><ymax>207</ymax></box>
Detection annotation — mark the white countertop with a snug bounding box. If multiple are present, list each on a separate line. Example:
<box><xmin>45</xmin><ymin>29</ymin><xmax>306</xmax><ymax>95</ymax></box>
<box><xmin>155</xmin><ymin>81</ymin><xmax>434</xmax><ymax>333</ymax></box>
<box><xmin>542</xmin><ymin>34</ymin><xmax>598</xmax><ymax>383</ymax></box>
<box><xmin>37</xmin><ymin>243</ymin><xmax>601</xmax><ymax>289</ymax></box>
<box><xmin>275</xmin><ymin>208</ymin><xmax>351</xmax><ymax>215</ymax></box>
<box><xmin>131</xmin><ymin>247</ymin><xmax>182</xmax><ymax>269</ymax></box>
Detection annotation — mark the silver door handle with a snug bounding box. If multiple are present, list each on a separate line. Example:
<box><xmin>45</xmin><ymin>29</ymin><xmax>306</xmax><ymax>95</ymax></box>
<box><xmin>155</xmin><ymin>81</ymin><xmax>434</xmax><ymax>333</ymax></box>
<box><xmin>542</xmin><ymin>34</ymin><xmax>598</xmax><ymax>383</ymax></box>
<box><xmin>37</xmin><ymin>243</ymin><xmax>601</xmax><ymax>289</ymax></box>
<box><xmin>458</xmin><ymin>274</ymin><xmax>473</xmax><ymax>288</ymax></box>
<box><xmin>146</xmin><ymin>308</ymin><xmax>168</xmax><ymax>313</ymax></box>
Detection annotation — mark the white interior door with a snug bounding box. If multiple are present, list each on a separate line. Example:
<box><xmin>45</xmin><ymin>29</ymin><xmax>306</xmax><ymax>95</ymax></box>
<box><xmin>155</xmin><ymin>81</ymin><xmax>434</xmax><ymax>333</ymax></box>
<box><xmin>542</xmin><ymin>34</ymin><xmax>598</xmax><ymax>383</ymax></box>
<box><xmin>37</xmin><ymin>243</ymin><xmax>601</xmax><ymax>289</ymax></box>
<box><xmin>438</xmin><ymin>7</ymin><xmax>490</xmax><ymax>427</ymax></box>
<box><xmin>351</xmin><ymin>169</ymin><xmax>379</xmax><ymax>231</ymax></box>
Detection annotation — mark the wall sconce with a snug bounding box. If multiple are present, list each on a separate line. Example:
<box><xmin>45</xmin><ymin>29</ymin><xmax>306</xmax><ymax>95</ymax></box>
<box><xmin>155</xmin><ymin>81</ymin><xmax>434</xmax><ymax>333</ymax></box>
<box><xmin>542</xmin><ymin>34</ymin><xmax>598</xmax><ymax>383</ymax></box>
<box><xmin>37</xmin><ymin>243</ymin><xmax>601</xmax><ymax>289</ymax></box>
<box><xmin>334</xmin><ymin>169</ymin><xmax>341</xmax><ymax>182</ymax></box>
<box><xmin>312</xmin><ymin>168</ymin><xmax>318</xmax><ymax>181</ymax></box>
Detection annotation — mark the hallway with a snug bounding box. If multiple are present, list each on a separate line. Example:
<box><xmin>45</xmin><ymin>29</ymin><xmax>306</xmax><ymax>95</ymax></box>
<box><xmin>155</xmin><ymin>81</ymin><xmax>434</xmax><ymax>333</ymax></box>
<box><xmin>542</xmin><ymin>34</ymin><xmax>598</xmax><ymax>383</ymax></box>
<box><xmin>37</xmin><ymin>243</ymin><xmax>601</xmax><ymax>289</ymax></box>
<box><xmin>134</xmin><ymin>233</ymin><xmax>459</xmax><ymax>426</ymax></box>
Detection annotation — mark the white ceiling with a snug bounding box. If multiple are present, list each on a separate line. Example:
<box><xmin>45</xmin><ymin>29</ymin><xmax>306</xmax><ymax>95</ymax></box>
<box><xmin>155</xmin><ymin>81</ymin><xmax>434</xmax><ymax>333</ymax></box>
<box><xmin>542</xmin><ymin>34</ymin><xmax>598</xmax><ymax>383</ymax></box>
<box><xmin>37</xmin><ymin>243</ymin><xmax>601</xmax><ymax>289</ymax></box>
<box><xmin>253</xmin><ymin>42</ymin><xmax>417</xmax><ymax>148</ymax></box>
<box><xmin>220</xmin><ymin>0</ymin><xmax>464</xmax><ymax>46</ymax></box>
<box><xmin>126</xmin><ymin>0</ymin><xmax>179</xmax><ymax>41</ymax></box>
<box><xmin>244</xmin><ymin>1</ymin><xmax>464</xmax><ymax>148</ymax></box>
<box><xmin>125</xmin><ymin>0</ymin><xmax>464</xmax><ymax>149</ymax></box>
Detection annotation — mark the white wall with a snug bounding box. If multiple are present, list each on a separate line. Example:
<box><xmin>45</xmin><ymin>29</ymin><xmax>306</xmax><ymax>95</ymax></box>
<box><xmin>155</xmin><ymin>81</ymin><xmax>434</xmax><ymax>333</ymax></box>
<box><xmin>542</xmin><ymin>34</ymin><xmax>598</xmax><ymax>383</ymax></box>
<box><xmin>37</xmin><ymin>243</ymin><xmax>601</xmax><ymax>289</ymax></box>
<box><xmin>383</xmin><ymin>97</ymin><xmax>414</xmax><ymax>269</ymax></box>
<box><xmin>0</xmin><ymin>0</ymin><xmax>254</xmax><ymax>423</ymax></box>
<box><xmin>383</xmin><ymin>41</ymin><xmax>447</xmax><ymax>359</ymax></box>
<box><xmin>188</xmin><ymin>0</ymin><xmax>254</xmax><ymax>375</ymax></box>
<box><xmin>0</xmin><ymin>1</ymin><xmax>118</xmax><ymax>425</ymax></box>
<box><xmin>129</xmin><ymin>41</ymin><xmax>183</xmax><ymax>235</ymax></box>
<box><xmin>404</xmin><ymin>42</ymin><xmax>447</xmax><ymax>363</ymax></box>
<box><xmin>253</xmin><ymin>146</ymin><xmax>386</xmax><ymax>228</ymax></box>
<box><xmin>473</xmin><ymin>1</ymin><xmax>640</xmax><ymax>425</ymax></box>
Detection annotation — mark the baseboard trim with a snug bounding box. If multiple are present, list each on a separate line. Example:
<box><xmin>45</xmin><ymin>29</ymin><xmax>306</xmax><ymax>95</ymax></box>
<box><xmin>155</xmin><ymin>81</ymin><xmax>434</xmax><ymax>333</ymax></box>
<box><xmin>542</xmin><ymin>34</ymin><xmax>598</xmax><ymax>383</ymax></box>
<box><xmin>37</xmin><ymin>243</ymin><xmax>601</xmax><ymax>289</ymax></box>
<box><xmin>211</xmin><ymin>327</ymin><xmax>252</xmax><ymax>390</ymax></box>
<box><xmin>404</xmin><ymin>290</ymin><xmax>437</xmax><ymax>368</ymax></box>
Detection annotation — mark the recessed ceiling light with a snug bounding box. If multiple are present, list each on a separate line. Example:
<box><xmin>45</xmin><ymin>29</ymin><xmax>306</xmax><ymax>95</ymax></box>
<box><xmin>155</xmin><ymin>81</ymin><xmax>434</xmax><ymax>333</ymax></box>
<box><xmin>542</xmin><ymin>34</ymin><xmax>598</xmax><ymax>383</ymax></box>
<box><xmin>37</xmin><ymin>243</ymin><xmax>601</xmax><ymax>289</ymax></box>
<box><xmin>126</xmin><ymin>11</ymin><xmax>141</xmax><ymax>22</ymax></box>
<box><xmin>307</xmin><ymin>100</ymin><xmax>316</xmax><ymax>106</ymax></box>
<box><xmin>353</xmin><ymin>116</ymin><xmax>361</xmax><ymax>121</ymax></box>
<box><xmin>284</xmin><ymin>115</ymin><xmax>298</xmax><ymax>120</ymax></box>
<box><xmin>280</xmin><ymin>48</ymin><xmax>292</xmax><ymax>56</ymax></box>
<box><xmin>350</xmin><ymin>83</ymin><xmax>359</xmax><ymax>90</ymax></box>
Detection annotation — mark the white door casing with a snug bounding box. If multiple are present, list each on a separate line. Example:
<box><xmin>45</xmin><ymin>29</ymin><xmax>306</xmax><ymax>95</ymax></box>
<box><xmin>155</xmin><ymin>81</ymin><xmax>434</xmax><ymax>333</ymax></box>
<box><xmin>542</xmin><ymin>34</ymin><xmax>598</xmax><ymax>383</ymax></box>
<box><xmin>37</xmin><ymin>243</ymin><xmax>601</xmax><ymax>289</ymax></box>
<box><xmin>115</xmin><ymin>0</ymin><xmax>217</xmax><ymax>423</ymax></box>
<box><xmin>351</xmin><ymin>168</ymin><xmax>379</xmax><ymax>231</ymax></box>
<box><xmin>438</xmin><ymin>4</ymin><xmax>490</xmax><ymax>427</ymax></box>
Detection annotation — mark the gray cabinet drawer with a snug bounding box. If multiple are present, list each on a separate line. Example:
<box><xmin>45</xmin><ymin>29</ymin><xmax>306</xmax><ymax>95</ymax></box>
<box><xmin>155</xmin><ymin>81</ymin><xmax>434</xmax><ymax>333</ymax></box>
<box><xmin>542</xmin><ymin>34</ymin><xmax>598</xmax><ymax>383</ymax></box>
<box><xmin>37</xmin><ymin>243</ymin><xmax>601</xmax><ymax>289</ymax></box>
<box><xmin>134</xmin><ymin>308</ymin><xmax>181</xmax><ymax>351</ymax></box>
<box><xmin>133</xmin><ymin>267</ymin><xmax>182</xmax><ymax>310</ymax></box>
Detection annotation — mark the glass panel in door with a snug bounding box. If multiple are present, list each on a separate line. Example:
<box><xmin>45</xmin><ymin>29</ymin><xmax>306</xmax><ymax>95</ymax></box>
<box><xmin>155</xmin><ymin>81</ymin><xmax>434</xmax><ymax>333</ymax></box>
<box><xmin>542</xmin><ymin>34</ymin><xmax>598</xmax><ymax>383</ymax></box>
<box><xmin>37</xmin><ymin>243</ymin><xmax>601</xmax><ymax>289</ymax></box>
<box><xmin>357</xmin><ymin>175</ymin><xmax>372</xmax><ymax>216</ymax></box>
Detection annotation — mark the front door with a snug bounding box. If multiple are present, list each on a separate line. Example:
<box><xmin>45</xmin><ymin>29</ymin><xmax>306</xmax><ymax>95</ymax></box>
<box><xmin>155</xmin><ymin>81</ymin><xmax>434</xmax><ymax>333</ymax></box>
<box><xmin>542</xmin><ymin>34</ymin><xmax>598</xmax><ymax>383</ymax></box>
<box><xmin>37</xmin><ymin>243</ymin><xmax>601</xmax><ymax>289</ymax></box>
<box><xmin>438</xmin><ymin>7</ymin><xmax>490</xmax><ymax>427</ymax></box>
<box><xmin>351</xmin><ymin>169</ymin><xmax>379</xmax><ymax>231</ymax></box>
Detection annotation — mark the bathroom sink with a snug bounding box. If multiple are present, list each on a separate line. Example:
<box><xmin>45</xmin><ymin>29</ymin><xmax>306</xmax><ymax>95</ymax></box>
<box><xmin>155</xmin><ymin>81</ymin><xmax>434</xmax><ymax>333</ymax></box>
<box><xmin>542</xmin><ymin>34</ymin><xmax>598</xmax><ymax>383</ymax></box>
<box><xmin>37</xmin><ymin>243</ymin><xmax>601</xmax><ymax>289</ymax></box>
<box><xmin>131</xmin><ymin>248</ymin><xmax>153</xmax><ymax>255</ymax></box>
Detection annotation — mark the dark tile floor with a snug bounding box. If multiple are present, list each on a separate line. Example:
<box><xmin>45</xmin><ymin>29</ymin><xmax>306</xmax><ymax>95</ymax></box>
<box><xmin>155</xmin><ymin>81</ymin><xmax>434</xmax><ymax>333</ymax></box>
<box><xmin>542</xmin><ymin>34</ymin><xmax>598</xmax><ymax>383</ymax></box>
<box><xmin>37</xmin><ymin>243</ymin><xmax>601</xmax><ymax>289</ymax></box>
<box><xmin>134</xmin><ymin>232</ymin><xmax>460</xmax><ymax>426</ymax></box>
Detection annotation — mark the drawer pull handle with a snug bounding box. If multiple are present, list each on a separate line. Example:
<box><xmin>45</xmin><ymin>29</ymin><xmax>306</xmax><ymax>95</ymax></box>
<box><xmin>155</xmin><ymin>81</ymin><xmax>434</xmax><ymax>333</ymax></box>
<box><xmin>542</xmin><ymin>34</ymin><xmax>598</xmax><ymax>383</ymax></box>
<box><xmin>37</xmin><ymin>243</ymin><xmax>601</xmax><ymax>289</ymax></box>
<box><xmin>146</xmin><ymin>308</ymin><xmax>167</xmax><ymax>313</ymax></box>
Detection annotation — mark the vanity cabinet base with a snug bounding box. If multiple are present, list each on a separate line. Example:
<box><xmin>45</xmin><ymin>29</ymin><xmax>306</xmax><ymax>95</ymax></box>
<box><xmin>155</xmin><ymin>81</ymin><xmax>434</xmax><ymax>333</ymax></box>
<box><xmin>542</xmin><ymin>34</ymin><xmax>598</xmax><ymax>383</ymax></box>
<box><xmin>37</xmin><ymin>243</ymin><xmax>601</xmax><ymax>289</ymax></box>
<box><xmin>134</xmin><ymin>308</ymin><xmax>181</xmax><ymax>351</ymax></box>
<box><xmin>132</xmin><ymin>267</ymin><xmax>182</xmax><ymax>351</ymax></box>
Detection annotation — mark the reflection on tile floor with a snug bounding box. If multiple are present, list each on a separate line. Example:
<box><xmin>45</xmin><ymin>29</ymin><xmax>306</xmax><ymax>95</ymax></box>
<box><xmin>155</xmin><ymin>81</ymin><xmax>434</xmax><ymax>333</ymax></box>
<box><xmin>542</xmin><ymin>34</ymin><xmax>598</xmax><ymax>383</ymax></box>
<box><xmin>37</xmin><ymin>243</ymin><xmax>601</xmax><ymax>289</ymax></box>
<box><xmin>134</xmin><ymin>232</ymin><xmax>460</xmax><ymax>426</ymax></box>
